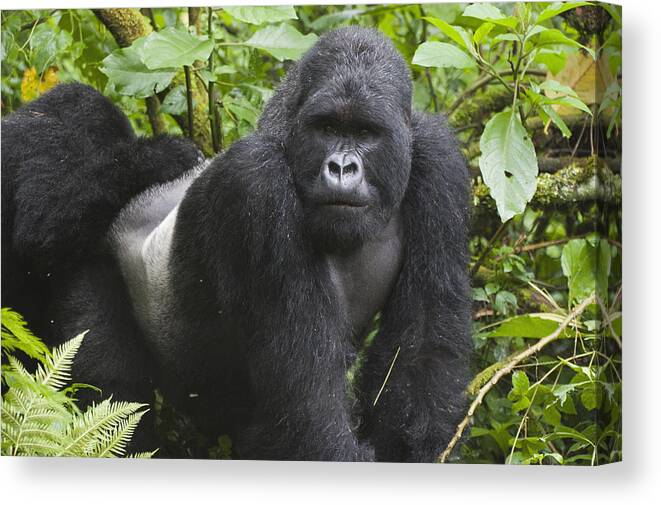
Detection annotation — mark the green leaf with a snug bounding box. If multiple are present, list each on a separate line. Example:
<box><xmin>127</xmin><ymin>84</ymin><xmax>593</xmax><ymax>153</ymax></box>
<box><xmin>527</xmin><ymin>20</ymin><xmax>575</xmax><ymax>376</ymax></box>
<box><xmin>553</xmin><ymin>384</ymin><xmax>578</xmax><ymax>406</ymax></box>
<box><xmin>580</xmin><ymin>386</ymin><xmax>599</xmax><ymax>411</ymax></box>
<box><xmin>532</xmin><ymin>28</ymin><xmax>595</xmax><ymax>59</ymax></box>
<box><xmin>310</xmin><ymin>8</ymin><xmax>367</xmax><ymax>31</ymax></box>
<box><xmin>488</xmin><ymin>314</ymin><xmax>565</xmax><ymax>339</ymax></box>
<box><xmin>545</xmin><ymin>95</ymin><xmax>592</xmax><ymax>115</ymax></box>
<box><xmin>561</xmin><ymin>238</ymin><xmax>611</xmax><ymax>305</ymax></box>
<box><xmin>100</xmin><ymin>43</ymin><xmax>176</xmax><ymax>98</ymax></box>
<box><xmin>160</xmin><ymin>85</ymin><xmax>187</xmax><ymax>115</ymax></box>
<box><xmin>494</xmin><ymin>290</ymin><xmax>518</xmax><ymax>315</ymax></box>
<box><xmin>224</xmin><ymin>6</ymin><xmax>298</xmax><ymax>25</ymax></box>
<box><xmin>539</xmin><ymin>79</ymin><xmax>579</xmax><ymax>98</ymax></box>
<box><xmin>479</xmin><ymin>110</ymin><xmax>539</xmax><ymax>222</ymax></box>
<box><xmin>423</xmin><ymin>17</ymin><xmax>468</xmax><ymax>49</ymax></box>
<box><xmin>462</xmin><ymin>3</ymin><xmax>519</xmax><ymax>29</ymax></box>
<box><xmin>540</xmin><ymin>104</ymin><xmax>572</xmax><ymax>138</ymax></box>
<box><xmin>223</xmin><ymin>95</ymin><xmax>260</xmax><ymax>126</ymax></box>
<box><xmin>511</xmin><ymin>371</ymin><xmax>530</xmax><ymax>396</ymax></box>
<box><xmin>536</xmin><ymin>2</ymin><xmax>593</xmax><ymax>24</ymax></box>
<box><xmin>473</xmin><ymin>22</ymin><xmax>495</xmax><ymax>44</ymax></box>
<box><xmin>412</xmin><ymin>41</ymin><xmax>476</xmax><ymax>69</ymax></box>
<box><xmin>543</xmin><ymin>405</ymin><xmax>562</xmax><ymax>426</ymax></box>
<box><xmin>245</xmin><ymin>24</ymin><xmax>318</xmax><ymax>61</ymax></box>
<box><xmin>30</xmin><ymin>24</ymin><xmax>73</xmax><ymax>74</ymax></box>
<box><xmin>139</xmin><ymin>28</ymin><xmax>214</xmax><ymax>69</ymax></box>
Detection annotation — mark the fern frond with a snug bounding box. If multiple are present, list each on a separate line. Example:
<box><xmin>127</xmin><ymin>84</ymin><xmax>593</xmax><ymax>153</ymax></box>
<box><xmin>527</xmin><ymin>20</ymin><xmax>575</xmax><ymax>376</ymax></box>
<box><xmin>128</xmin><ymin>450</ymin><xmax>158</xmax><ymax>458</ymax></box>
<box><xmin>6</xmin><ymin>355</ymin><xmax>32</xmax><ymax>378</ymax></box>
<box><xmin>2</xmin><ymin>318</ymin><xmax>153</xmax><ymax>458</ymax></box>
<box><xmin>59</xmin><ymin>400</ymin><xmax>148</xmax><ymax>456</ymax></box>
<box><xmin>1</xmin><ymin>308</ymin><xmax>50</xmax><ymax>362</ymax></box>
<box><xmin>94</xmin><ymin>411</ymin><xmax>146</xmax><ymax>457</ymax></box>
<box><xmin>36</xmin><ymin>332</ymin><xmax>86</xmax><ymax>389</ymax></box>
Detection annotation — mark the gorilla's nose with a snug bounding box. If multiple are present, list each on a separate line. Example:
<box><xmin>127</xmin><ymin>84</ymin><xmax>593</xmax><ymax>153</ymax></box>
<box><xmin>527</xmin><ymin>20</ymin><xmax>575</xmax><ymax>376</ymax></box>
<box><xmin>322</xmin><ymin>152</ymin><xmax>364</xmax><ymax>192</ymax></box>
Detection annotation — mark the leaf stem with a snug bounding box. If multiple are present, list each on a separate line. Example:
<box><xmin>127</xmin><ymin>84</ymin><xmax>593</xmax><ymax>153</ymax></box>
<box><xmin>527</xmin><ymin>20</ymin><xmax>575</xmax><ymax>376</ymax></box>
<box><xmin>184</xmin><ymin>65</ymin><xmax>194</xmax><ymax>139</ymax></box>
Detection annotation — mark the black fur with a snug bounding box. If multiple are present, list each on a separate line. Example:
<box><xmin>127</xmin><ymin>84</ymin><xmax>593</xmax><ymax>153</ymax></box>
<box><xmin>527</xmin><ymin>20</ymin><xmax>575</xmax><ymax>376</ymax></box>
<box><xmin>2</xmin><ymin>27</ymin><xmax>471</xmax><ymax>462</ymax></box>
<box><xmin>1</xmin><ymin>83</ymin><xmax>202</xmax><ymax>442</ymax></box>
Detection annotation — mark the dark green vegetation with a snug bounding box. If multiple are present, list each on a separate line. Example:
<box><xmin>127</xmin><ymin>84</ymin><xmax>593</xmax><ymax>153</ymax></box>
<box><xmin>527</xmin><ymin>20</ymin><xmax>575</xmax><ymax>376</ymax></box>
<box><xmin>1</xmin><ymin>2</ymin><xmax>621</xmax><ymax>464</ymax></box>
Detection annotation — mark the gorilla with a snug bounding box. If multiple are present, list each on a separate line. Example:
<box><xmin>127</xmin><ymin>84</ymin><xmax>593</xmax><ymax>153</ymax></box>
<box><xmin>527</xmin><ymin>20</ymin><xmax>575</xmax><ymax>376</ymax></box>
<box><xmin>2</xmin><ymin>26</ymin><xmax>471</xmax><ymax>462</ymax></box>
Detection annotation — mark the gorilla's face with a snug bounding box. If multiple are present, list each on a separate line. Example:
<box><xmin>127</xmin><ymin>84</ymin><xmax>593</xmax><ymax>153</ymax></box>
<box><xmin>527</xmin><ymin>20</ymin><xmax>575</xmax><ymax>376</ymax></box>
<box><xmin>288</xmin><ymin>79</ymin><xmax>412</xmax><ymax>253</ymax></box>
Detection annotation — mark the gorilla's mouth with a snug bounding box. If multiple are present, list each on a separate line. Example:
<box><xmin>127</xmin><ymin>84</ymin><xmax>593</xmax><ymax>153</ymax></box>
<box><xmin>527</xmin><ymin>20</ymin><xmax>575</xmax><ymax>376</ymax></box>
<box><xmin>322</xmin><ymin>200</ymin><xmax>368</xmax><ymax>209</ymax></box>
<box><xmin>313</xmin><ymin>193</ymin><xmax>371</xmax><ymax>209</ymax></box>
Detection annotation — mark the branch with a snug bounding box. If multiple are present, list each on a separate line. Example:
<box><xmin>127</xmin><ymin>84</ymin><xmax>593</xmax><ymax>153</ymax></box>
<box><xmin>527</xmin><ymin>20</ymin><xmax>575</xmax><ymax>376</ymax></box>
<box><xmin>94</xmin><ymin>9</ymin><xmax>165</xmax><ymax>136</ymax></box>
<box><xmin>472</xmin><ymin>157</ymin><xmax>621</xmax><ymax>219</ymax></box>
<box><xmin>448</xmin><ymin>68</ymin><xmax>546</xmax><ymax>117</ymax></box>
<box><xmin>437</xmin><ymin>293</ymin><xmax>596</xmax><ymax>463</ymax></box>
<box><xmin>94</xmin><ymin>8</ymin><xmax>214</xmax><ymax>154</ymax></box>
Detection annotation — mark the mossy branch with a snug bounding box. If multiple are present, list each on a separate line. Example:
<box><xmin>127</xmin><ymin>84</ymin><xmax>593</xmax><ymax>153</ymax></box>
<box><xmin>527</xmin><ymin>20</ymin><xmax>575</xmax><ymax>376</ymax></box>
<box><xmin>94</xmin><ymin>8</ymin><xmax>213</xmax><ymax>154</ymax></box>
<box><xmin>471</xmin><ymin>156</ymin><xmax>621</xmax><ymax>220</ymax></box>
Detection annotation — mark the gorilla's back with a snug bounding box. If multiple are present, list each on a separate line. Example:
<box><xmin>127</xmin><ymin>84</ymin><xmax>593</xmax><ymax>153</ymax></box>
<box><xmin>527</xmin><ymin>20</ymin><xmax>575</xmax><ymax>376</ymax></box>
<box><xmin>108</xmin><ymin>162</ymin><xmax>207</xmax><ymax>341</ymax></box>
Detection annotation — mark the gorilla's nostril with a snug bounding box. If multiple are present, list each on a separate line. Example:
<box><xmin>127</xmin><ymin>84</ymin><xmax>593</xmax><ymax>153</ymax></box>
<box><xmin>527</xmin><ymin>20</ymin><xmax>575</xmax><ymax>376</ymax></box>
<box><xmin>328</xmin><ymin>161</ymin><xmax>341</xmax><ymax>177</ymax></box>
<box><xmin>344</xmin><ymin>162</ymin><xmax>358</xmax><ymax>175</ymax></box>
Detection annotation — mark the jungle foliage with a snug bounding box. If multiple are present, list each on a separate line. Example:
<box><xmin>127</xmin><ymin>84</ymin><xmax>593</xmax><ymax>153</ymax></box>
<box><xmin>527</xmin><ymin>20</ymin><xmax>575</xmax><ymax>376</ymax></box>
<box><xmin>0</xmin><ymin>2</ymin><xmax>622</xmax><ymax>464</ymax></box>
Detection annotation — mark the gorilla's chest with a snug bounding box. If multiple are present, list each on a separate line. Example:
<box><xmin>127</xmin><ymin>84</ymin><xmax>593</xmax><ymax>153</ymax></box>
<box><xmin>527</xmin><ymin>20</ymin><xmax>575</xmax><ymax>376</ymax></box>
<box><xmin>325</xmin><ymin>212</ymin><xmax>404</xmax><ymax>338</ymax></box>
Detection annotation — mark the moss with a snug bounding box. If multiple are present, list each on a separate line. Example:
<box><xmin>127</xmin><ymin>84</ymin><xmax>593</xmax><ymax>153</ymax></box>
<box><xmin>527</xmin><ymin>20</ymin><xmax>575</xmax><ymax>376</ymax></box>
<box><xmin>472</xmin><ymin>156</ymin><xmax>621</xmax><ymax>218</ymax></box>
<box><xmin>450</xmin><ymin>87</ymin><xmax>511</xmax><ymax>130</ymax></box>
<box><xmin>93</xmin><ymin>9</ymin><xmax>152</xmax><ymax>48</ymax></box>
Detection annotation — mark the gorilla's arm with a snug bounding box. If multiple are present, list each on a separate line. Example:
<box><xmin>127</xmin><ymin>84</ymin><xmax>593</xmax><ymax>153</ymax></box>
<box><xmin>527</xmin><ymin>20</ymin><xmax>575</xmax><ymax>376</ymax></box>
<box><xmin>356</xmin><ymin>112</ymin><xmax>472</xmax><ymax>462</ymax></box>
<box><xmin>169</xmin><ymin>135</ymin><xmax>373</xmax><ymax>461</ymax></box>
<box><xmin>2</xmin><ymin>83</ymin><xmax>202</xmax><ymax>272</ymax></box>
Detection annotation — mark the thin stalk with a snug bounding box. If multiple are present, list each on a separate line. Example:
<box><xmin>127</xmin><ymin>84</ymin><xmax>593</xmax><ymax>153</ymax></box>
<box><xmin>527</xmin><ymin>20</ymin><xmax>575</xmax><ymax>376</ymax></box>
<box><xmin>184</xmin><ymin>65</ymin><xmax>194</xmax><ymax>139</ymax></box>
<box><xmin>207</xmin><ymin>8</ymin><xmax>220</xmax><ymax>153</ymax></box>
<box><xmin>470</xmin><ymin>220</ymin><xmax>510</xmax><ymax>277</ymax></box>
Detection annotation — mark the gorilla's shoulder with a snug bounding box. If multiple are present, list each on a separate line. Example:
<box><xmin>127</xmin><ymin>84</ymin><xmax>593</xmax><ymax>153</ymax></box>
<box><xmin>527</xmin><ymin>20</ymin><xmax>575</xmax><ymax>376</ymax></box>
<box><xmin>409</xmin><ymin>111</ymin><xmax>469</xmax><ymax>194</ymax></box>
<box><xmin>183</xmin><ymin>134</ymin><xmax>294</xmax><ymax>220</ymax></box>
<box><xmin>4</xmin><ymin>82</ymin><xmax>135</xmax><ymax>146</ymax></box>
<box><xmin>411</xmin><ymin>111</ymin><xmax>457</xmax><ymax>146</ymax></box>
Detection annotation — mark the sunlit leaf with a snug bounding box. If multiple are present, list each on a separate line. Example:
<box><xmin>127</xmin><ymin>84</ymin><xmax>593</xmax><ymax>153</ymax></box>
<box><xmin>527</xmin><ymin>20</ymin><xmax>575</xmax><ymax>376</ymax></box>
<box><xmin>462</xmin><ymin>3</ymin><xmax>519</xmax><ymax>29</ymax></box>
<box><xmin>412</xmin><ymin>41</ymin><xmax>476</xmax><ymax>69</ymax></box>
<box><xmin>479</xmin><ymin>110</ymin><xmax>539</xmax><ymax>221</ymax></box>
<box><xmin>245</xmin><ymin>24</ymin><xmax>318</xmax><ymax>61</ymax></box>
<box><xmin>100</xmin><ymin>41</ymin><xmax>176</xmax><ymax>98</ymax></box>
<box><xmin>224</xmin><ymin>6</ymin><xmax>298</xmax><ymax>25</ymax></box>
<box><xmin>536</xmin><ymin>2</ymin><xmax>593</xmax><ymax>24</ymax></box>
<box><xmin>139</xmin><ymin>28</ymin><xmax>214</xmax><ymax>69</ymax></box>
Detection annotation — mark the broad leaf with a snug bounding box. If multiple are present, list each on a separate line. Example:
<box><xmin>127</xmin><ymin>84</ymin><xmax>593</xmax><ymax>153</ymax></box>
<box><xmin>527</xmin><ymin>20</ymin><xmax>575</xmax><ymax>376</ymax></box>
<box><xmin>532</xmin><ymin>28</ymin><xmax>595</xmax><ymax>59</ymax></box>
<box><xmin>100</xmin><ymin>43</ymin><xmax>176</xmax><ymax>98</ymax></box>
<box><xmin>539</xmin><ymin>79</ymin><xmax>579</xmax><ymax>98</ymax></box>
<box><xmin>561</xmin><ymin>238</ymin><xmax>611</xmax><ymax>305</ymax></box>
<box><xmin>412</xmin><ymin>41</ymin><xmax>476</xmax><ymax>69</ymax></box>
<box><xmin>540</xmin><ymin>104</ymin><xmax>572</xmax><ymax>138</ymax></box>
<box><xmin>31</xmin><ymin>24</ymin><xmax>72</xmax><ymax>74</ymax></box>
<box><xmin>479</xmin><ymin>110</ymin><xmax>539</xmax><ymax>222</ymax></box>
<box><xmin>224</xmin><ymin>6</ymin><xmax>297</xmax><ymax>25</ymax></box>
<box><xmin>473</xmin><ymin>22</ymin><xmax>495</xmax><ymax>44</ymax></box>
<box><xmin>140</xmin><ymin>28</ymin><xmax>214</xmax><ymax>69</ymax></box>
<box><xmin>533</xmin><ymin>49</ymin><xmax>568</xmax><ymax>74</ymax></box>
<box><xmin>536</xmin><ymin>2</ymin><xmax>593</xmax><ymax>24</ymax></box>
<box><xmin>488</xmin><ymin>314</ymin><xmax>569</xmax><ymax>339</ymax></box>
<box><xmin>462</xmin><ymin>3</ymin><xmax>518</xmax><ymax>29</ymax></box>
<box><xmin>160</xmin><ymin>85</ymin><xmax>187</xmax><ymax>115</ymax></box>
<box><xmin>423</xmin><ymin>16</ymin><xmax>468</xmax><ymax>49</ymax></box>
<box><xmin>245</xmin><ymin>24</ymin><xmax>318</xmax><ymax>61</ymax></box>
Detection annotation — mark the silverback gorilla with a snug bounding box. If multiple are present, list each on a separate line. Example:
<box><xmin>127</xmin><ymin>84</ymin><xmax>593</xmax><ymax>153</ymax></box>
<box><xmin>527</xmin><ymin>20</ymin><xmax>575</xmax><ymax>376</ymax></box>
<box><xmin>2</xmin><ymin>27</ymin><xmax>471</xmax><ymax>462</ymax></box>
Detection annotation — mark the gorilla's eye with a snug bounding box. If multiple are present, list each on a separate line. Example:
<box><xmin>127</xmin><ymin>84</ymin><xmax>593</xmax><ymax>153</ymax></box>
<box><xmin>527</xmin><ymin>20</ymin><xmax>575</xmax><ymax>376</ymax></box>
<box><xmin>356</xmin><ymin>127</ymin><xmax>377</xmax><ymax>141</ymax></box>
<box><xmin>323</xmin><ymin>124</ymin><xmax>338</xmax><ymax>135</ymax></box>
